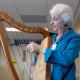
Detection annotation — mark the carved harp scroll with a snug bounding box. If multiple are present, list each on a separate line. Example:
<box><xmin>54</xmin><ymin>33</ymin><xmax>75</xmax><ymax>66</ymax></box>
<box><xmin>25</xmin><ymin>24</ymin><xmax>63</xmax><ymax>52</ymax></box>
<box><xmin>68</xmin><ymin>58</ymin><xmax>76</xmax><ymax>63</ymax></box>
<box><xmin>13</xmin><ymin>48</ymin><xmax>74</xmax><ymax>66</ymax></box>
<box><xmin>0</xmin><ymin>10</ymin><xmax>52</xmax><ymax>80</ymax></box>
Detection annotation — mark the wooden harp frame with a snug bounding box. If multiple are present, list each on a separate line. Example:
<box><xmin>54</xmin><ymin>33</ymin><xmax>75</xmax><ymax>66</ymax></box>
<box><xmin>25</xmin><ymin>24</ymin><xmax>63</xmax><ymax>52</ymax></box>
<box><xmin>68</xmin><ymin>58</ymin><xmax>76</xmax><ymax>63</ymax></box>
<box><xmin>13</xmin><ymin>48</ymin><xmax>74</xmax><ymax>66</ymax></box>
<box><xmin>0</xmin><ymin>10</ymin><xmax>52</xmax><ymax>80</ymax></box>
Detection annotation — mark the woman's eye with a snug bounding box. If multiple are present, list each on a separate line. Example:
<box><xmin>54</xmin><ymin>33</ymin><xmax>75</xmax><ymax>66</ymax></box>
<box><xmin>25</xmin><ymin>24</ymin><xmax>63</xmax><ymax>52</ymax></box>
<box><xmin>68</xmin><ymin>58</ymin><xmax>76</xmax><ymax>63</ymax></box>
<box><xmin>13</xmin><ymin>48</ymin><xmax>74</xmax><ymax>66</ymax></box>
<box><xmin>52</xmin><ymin>17</ymin><xmax>58</xmax><ymax>21</ymax></box>
<box><xmin>54</xmin><ymin>18</ymin><xmax>57</xmax><ymax>21</ymax></box>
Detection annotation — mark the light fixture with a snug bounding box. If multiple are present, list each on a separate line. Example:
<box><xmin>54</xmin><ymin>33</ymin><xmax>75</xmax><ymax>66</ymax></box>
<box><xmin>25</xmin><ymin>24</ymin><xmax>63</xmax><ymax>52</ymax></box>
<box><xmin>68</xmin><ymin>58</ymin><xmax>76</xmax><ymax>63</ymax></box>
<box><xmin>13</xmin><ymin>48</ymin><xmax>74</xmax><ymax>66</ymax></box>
<box><xmin>5</xmin><ymin>28</ymin><xmax>20</xmax><ymax>32</ymax></box>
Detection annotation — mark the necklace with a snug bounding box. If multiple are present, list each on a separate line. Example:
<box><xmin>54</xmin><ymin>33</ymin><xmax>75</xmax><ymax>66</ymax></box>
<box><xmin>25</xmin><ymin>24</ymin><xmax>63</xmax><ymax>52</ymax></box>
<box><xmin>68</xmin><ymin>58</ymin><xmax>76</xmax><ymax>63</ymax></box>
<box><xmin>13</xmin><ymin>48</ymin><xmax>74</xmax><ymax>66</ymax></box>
<box><xmin>55</xmin><ymin>35</ymin><xmax>61</xmax><ymax>43</ymax></box>
<box><xmin>51</xmin><ymin>36</ymin><xmax>60</xmax><ymax>50</ymax></box>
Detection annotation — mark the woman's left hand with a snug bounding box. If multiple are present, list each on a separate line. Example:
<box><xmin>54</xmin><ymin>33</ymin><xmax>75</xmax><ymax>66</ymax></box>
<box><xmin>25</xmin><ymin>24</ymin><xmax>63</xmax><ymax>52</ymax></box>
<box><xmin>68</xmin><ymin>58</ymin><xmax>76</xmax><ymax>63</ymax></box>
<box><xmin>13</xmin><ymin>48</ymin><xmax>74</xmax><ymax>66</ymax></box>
<box><xmin>26</xmin><ymin>42</ymin><xmax>40</xmax><ymax>53</ymax></box>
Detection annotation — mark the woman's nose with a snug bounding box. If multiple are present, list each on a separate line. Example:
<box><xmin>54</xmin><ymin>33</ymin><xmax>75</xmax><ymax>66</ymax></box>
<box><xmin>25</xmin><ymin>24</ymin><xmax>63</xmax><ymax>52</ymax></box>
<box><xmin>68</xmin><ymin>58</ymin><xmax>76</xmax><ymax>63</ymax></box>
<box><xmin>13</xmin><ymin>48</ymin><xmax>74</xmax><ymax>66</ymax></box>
<box><xmin>50</xmin><ymin>19</ymin><xmax>54</xmax><ymax>25</ymax></box>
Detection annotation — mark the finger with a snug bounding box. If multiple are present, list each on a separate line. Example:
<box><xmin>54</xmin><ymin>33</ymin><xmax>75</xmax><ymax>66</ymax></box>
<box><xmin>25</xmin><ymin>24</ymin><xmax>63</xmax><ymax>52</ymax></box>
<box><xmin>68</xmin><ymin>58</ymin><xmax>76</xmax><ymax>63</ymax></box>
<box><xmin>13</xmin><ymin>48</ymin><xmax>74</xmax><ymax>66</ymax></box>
<box><xmin>26</xmin><ymin>46</ymin><xmax>33</xmax><ymax>52</ymax></box>
<box><xmin>26</xmin><ymin>44</ymin><xmax>32</xmax><ymax>50</ymax></box>
<box><xmin>29</xmin><ymin>49</ymin><xmax>33</xmax><ymax>53</ymax></box>
<box><xmin>26</xmin><ymin>46</ymin><xmax>31</xmax><ymax>51</ymax></box>
<box><xmin>29</xmin><ymin>48</ymin><xmax>34</xmax><ymax>53</ymax></box>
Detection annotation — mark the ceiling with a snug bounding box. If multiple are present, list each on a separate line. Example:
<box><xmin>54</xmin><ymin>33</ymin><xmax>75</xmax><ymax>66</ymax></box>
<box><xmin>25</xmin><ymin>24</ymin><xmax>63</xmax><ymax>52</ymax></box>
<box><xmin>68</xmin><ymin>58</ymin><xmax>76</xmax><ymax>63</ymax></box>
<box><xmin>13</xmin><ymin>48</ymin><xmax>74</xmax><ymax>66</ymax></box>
<box><xmin>0</xmin><ymin>0</ymin><xmax>80</xmax><ymax>23</ymax></box>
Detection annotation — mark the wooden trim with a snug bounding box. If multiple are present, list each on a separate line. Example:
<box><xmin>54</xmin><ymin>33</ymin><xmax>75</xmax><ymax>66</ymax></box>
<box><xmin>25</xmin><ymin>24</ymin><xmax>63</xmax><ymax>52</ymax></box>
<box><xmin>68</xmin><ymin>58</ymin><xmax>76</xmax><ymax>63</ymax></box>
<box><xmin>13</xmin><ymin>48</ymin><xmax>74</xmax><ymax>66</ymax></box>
<box><xmin>0</xmin><ymin>22</ymin><xmax>19</xmax><ymax>80</ymax></box>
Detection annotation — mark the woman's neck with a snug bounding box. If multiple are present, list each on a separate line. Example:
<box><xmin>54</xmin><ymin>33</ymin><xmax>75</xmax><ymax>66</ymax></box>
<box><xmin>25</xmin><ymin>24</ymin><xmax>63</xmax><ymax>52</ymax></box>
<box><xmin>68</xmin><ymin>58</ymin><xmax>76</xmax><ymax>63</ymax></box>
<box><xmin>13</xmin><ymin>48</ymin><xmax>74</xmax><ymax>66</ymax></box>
<box><xmin>57</xmin><ymin>27</ymin><xmax>68</xmax><ymax>40</ymax></box>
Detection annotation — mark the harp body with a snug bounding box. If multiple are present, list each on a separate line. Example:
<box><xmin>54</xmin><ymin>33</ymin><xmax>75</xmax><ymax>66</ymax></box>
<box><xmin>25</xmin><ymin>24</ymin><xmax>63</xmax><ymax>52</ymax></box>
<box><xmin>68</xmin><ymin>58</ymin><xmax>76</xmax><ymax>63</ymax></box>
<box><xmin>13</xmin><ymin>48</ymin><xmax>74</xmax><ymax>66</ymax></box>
<box><xmin>0</xmin><ymin>10</ymin><xmax>52</xmax><ymax>80</ymax></box>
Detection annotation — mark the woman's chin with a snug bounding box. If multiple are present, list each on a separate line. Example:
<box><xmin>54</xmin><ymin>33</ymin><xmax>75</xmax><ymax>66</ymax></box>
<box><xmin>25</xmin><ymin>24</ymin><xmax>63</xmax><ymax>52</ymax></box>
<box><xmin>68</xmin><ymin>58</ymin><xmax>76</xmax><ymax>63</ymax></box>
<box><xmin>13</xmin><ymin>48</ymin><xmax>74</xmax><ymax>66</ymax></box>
<box><xmin>52</xmin><ymin>28</ymin><xmax>58</xmax><ymax>32</ymax></box>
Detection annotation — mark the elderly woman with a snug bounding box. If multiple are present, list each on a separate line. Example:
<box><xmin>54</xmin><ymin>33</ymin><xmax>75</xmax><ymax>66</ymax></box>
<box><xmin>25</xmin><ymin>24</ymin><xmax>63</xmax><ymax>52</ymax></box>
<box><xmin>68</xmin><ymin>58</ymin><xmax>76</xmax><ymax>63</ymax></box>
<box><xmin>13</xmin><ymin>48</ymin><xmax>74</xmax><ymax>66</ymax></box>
<box><xmin>26</xmin><ymin>3</ymin><xmax>80</xmax><ymax>80</ymax></box>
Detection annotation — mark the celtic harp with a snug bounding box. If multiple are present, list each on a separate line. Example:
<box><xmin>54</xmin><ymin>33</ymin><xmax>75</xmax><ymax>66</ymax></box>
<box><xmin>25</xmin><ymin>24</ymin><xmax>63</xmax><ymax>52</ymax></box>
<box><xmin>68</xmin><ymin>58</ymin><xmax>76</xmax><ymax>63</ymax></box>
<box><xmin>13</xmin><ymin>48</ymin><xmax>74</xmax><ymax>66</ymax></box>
<box><xmin>0</xmin><ymin>10</ymin><xmax>52</xmax><ymax>80</ymax></box>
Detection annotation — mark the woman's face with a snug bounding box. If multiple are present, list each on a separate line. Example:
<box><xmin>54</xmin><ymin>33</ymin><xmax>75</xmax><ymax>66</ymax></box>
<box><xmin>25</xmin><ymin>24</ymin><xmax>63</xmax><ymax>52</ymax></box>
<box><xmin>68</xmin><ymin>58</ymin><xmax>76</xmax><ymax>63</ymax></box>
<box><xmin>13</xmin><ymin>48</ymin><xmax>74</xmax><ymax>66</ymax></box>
<box><xmin>50</xmin><ymin>15</ymin><xmax>64</xmax><ymax>32</ymax></box>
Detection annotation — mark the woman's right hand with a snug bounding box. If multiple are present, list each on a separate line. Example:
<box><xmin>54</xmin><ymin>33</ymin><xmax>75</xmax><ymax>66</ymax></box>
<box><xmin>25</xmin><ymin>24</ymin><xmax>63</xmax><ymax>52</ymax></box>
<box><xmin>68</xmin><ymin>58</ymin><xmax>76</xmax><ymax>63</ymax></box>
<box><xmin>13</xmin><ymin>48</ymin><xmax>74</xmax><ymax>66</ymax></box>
<box><xmin>26</xmin><ymin>42</ymin><xmax>40</xmax><ymax>53</ymax></box>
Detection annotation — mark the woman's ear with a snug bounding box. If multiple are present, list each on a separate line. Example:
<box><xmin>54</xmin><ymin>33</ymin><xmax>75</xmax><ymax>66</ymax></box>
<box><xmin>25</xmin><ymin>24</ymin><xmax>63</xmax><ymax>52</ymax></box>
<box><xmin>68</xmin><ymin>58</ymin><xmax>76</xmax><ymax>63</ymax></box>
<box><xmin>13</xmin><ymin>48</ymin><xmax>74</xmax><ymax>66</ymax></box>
<box><xmin>64</xmin><ymin>23</ymin><xmax>71</xmax><ymax>27</ymax></box>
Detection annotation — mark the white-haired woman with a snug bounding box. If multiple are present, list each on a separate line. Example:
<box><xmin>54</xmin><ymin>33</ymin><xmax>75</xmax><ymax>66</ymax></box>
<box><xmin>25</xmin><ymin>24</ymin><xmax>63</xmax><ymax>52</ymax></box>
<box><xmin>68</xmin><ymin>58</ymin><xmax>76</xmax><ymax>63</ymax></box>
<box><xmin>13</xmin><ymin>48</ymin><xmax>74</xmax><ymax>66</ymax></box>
<box><xmin>26</xmin><ymin>3</ymin><xmax>80</xmax><ymax>80</ymax></box>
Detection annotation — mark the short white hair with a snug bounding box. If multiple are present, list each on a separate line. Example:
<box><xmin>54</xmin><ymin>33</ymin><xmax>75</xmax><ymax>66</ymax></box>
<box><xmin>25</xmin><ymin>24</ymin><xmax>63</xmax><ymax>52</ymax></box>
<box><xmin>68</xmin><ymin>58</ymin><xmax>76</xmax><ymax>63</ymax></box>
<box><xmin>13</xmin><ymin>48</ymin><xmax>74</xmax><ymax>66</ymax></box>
<box><xmin>50</xmin><ymin>3</ymin><xmax>73</xmax><ymax>25</ymax></box>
